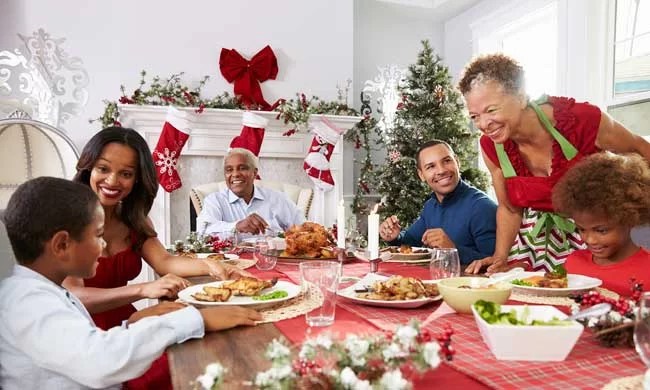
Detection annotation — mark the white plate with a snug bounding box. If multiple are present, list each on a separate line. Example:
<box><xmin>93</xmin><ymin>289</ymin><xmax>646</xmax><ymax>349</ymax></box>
<box><xmin>490</xmin><ymin>271</ymin><xmax>602</xmax><ymax>297</ymax></box>
<box><xmin>385</xmin><ymin>247</ymin><xmax>431</xmax><ymax>261</ymax></box>
<box><xmin>338</xmin><ymin>273</ymin><xmax>441</xmax><ymax>309</ymax></box>
<box><xmin>178</xmin><ymin>280</ymin><xmax>300</xmax><ymax>307</ymax></box>
<box><xmin>195</xmin><ymin>253</ymin><xmax>239</xmax><ymax>260</ymax></box>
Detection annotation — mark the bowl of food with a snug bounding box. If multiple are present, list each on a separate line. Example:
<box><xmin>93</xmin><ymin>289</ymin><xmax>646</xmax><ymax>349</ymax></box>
<box><xmin>471</xmin><ymin>300</ymin><xmax>583</xmax><ymax>361</ymax></box>
<box><xmin>437</xmin><ymin>277</ymin><xmax>512</xmax><ymax>314</ymax></box>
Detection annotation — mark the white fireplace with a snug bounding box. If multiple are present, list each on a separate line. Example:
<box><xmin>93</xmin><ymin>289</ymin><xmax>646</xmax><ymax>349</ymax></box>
<box><xmin>118</xmin><ymin>105</ymin><xmax>362</xmax><ymax>246</ymax></box>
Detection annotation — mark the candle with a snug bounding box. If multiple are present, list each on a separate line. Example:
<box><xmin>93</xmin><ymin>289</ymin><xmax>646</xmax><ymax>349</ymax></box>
<box><xmin>337</xmin><ymin>200</ymin><xmax>346</xmax><ymax>249</ymax></box>
<box><xmin>368</xmin><ymin>203</ymin><xmax>380</xmax><ymax>259</ymax></box>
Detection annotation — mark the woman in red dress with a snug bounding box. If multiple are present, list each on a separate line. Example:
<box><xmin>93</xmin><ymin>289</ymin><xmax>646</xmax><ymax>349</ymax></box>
<box><xmin>63</xmin><ymin>126</ymin><xmax>248</xmax><ymax>389</ymax></box>
<box><xmin>459</xmin><ymin>54</ymin><xmax>650</xmax><ymax>274</ymax></box>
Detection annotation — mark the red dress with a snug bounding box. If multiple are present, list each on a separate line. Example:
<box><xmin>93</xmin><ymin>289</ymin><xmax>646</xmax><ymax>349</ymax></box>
<box><xmin>480</xmin><ymin>96</ymin><xmax>602</xmax><ymax>271</ymax></box>
<box><xmin>481</xmin><ymin>96</ymin><xmax>601</xmax><ymax>210</ymax></box>
<box><xmin>84</xmin><ymin>233</ymin><xmax>172</xmax><ymax>390</ymax></box>
<box><xmin>565</xmin><ymin>248</ymin><xmax>650</xmax><ymax>296</ymax></box>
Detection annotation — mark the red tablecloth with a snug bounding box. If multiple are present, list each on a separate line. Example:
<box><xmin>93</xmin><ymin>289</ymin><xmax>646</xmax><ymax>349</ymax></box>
<box><xmin>244</xmin><ymin>255</ymin><xmax>646</xmax><ymax>389</ymax></box>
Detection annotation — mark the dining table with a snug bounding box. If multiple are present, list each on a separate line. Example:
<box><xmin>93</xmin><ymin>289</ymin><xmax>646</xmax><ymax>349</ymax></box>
<box><xmin>168</xmin><ymin>252</ymin><xmax>647</xmax><ymax>390</ymax></box>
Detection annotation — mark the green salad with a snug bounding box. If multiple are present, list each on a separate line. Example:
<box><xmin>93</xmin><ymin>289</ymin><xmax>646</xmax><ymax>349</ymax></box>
<box><xmin>473</xmin><ymin>300</ymin><xmax>572</xmax><ymax>326</ymax></box>
<box><xmin>511</xmin><ymin>279</ymin><xmax>533</xmax><ymax>286</ymax></box>
<box><xmin>252</xmin><ymin>290</ymin><xmax>288</xmax><ymax>301</ymax></box>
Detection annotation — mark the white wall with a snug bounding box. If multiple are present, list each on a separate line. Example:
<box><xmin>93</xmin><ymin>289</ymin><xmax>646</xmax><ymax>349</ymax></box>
<box><xmin>354</xmin><ymin>0</ymin><xmax>444</xmax><ymax>102</ymax></box>
<box><xmin>444</xmin><ymin>0</ymin><xmax>609</xmax><ymax>106</ymax></box>
<box><xmin>0</xmin><ymin>0</ymin><xmax>354</xmax><ymax>149</ymax></box>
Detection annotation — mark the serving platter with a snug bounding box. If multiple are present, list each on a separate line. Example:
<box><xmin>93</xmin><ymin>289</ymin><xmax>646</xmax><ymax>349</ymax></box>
<box><xmin>178</xmin><ymin>280</ymin><xmax>300</xmax><ymax>308</ymax></box>
<box><xmin>489</xmin><ymin>271</ymin><xmax>603</xmax><ymax>297</ymax></box>
<box><xmin>338</xmin><ymin>273</ymin><xmax>442</xmax><ymax>309</ymax></box>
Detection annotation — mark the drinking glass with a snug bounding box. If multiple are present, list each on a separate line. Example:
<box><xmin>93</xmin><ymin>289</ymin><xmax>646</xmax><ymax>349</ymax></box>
<box><xmin>429</xmin><ymin>248</ymin><xmax>461</xmax><ymax>280</ymax></box>
<box><xmin>254</xmin><ymin>238</ymin><xmax>276</xmax><ymax>270</ymax></box>
<box><xmin>634</xmin><ymin>292</ymin><xmax>650</xmax><ymax>366</ymax></box>
<box><xmin>299</xmin><ymin>261</ymin><xmax>341</xmax><ymax>327</ymax></box>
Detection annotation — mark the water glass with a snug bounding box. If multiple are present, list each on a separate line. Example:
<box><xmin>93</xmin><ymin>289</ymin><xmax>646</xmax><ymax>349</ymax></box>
<box><xmin>429</xmin><ymin>248</ymin><xmax>461</xmax><ymax>280</ymax></box>
<box><xmin>299</xmin><ymin>261</ymin><xmax>341</xmax><ymax>327</ymax></box>
<box><xmin>254</xmin><ymin>239</ymin><xmax>276</xmax><ymax>271</ymax></box>
<box><xmin>634</xmin><ymin>292</ymin><xmax>650</xmax><ymax>366</ymax></box>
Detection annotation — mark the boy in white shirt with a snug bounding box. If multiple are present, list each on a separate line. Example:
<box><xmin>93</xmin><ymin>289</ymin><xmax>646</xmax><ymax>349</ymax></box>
<box><xmin>0</xmin><ymin>177</ymin><xmax>261</xmax><ymax>389</ymax></box>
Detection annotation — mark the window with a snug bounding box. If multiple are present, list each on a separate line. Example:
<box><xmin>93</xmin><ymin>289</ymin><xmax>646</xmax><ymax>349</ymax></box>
<box><xmin>475</xmin><ymin>2</ymin><xmax>560</xmax><ymax>99</ymax></box>
<box><xmin>613</xmin><ymin>0</ymin><xmax>650</xmax><ymax>99</ymax></box>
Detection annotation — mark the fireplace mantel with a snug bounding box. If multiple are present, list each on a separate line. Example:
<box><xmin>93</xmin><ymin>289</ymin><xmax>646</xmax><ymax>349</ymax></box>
<box><xmin>118</xmin><ymin>104</ymin><xmax>362</xmax><ymax>245</ymax></box>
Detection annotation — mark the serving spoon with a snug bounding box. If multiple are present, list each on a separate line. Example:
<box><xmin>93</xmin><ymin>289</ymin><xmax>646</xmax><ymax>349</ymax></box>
<box><xmin>479</xmin><ymin>267</ymin><xmax>525</xmax><ymax>288</ymax></box>
<box><xmin>566</xmin><ymin>302</ymin><xmax>612</xmax><ymax>321</ymax></box>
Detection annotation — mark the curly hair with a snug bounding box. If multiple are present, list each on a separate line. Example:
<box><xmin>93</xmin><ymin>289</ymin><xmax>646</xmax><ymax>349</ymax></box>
<box><xmin>458</xmin><ymin>53</ymin><xmax>525</xmax><ymax>96</ymax></box>
<box><xmin>552</xmin><ymin>152</ymin><xmax>650</xmax><ymax>227</ymax></box>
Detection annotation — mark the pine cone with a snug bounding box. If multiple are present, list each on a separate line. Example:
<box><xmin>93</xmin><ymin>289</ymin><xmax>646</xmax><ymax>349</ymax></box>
<box><xmin>594</xmin><ymin>323</ymin><xmax>634</xmax><ymax>348</ymax></box>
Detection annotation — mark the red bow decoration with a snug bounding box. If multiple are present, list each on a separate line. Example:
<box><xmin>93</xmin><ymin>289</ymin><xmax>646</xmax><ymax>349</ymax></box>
<box><xmin>219</xmin><ymin>45</ymin><xmax>278</xmax><ymax>110</ymax></box>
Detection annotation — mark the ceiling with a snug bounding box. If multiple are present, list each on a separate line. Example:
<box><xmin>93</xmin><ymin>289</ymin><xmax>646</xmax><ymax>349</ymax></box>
<box><xmin>375</xmin><ymin>0</ymin><xmax>483</xmax><ymax>21</ymax></box>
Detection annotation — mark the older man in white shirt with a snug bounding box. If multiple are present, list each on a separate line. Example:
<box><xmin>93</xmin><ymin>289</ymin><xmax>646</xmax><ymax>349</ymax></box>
<box><xmin>197</xmin><ymin>148</ymin><xmax>305</xmax><ymax>238</ymax></box>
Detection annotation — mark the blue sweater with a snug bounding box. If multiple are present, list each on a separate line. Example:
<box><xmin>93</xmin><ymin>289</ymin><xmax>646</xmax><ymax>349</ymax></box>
<box><xmin>392</xmin><ymin>180</ymin><xmax>497</xmax><ymax>265</ymax></box>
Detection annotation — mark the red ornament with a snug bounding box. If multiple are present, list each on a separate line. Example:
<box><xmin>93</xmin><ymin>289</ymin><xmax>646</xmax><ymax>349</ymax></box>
<box><xmin>219</xmin><ymin>45</ymin><xmax>278</xmax><ymax>110</ymax></box>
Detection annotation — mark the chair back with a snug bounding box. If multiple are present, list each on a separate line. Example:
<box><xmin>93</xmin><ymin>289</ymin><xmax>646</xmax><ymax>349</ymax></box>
<box><xmin>0</xmin><ymin>118</ymin><xmax>79</xmax><ymax>208</ymax></box>
<box><xmin>189</xmin><ymin>180</ymin><xmax>313</xmax><ymax>231</ymax></box>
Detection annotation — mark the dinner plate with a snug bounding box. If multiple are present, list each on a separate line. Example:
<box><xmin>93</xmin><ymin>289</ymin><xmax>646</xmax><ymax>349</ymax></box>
<box><xmin>178</xmin><ymin>280</ymin><xmax>301</xmax><ymax>308</ymax></box>
<box><xmin>338</xmin><ymin>273</ymin><xmax>442</xmax><ymax>309</ymax></box>
<box><xmin>384</xmin><ymin>247</ymin><xmax>432</xmax><ymax>261</ymax></box>
<box><xmin>490</xmin><ymin>271</ymin><xmax>603</xmax><ymax>297</ymax></box>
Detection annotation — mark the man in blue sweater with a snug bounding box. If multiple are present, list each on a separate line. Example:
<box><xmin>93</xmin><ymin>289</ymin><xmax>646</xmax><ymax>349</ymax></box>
<box><xmin>379</xmin><ymin>140</ymin><xmax>497</xmax><ymax>266</ymax></box>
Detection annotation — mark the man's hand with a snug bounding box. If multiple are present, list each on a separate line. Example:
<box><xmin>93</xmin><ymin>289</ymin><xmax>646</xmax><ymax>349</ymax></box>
<box><xmin>465</xmin><ymin>255</ymin><xmax>508</xmax><ymax>275</ymax></box>
<box><xmin>380</xmin><ymin>215</ymin><xmax>401</xmax><ymax>242</ymax></box>
<box><xmin>127</xmin><ymin>301</ymin><xmax>187</xmax><ymax>325</ymax></box>
<box><xmin>140</xmin><ymin>274</ymin><xmax>190</xmax><ymax>299</ymax></box>
<box><xmin>235</xmin><ymin>213</ymin><xmax>269</xmax><ymax>235</ymax></box>
<box><xmin>201</xmin><ymin>259</ymin><xmax>254</xmax><ymax>280</ymax></box>
<box><xmin>200</xmin><ymin>306</ymin><xmax>263</xmax><ymax>331</ymax></box>
<box><xmin>421</xmin><ymin>228</ymin><xmax>455</xmax><ymax>249</ymax></box>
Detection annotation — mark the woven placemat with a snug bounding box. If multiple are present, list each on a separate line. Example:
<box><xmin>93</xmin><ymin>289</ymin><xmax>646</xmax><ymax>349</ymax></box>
<box><xmin>257</xmin><ymin>283</ymin><xmax>324</xmax><ymax>324</ymax></box>
<box><xmin>602</xmin><ymin>374</ymin><xmax>644</xmax><ymax>390</ymax></box>
<box><xmin>510</xmin><ymin>287</ymin><xmax>619</xmax><ymax>306</ymax></box>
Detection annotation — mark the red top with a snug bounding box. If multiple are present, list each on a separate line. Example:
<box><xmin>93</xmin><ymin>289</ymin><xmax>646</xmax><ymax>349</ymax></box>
<box><xmin>84</xmin><ymin>232</ymin><xmax>143</xmax><ymax>330</ymax></box>
<box><xmin>565</xmin><ymin>247</ymin><xmax>650</xmax><ymax>296</ymax></box>
<box><xmin>480</xmin><ymin>96</ymin><xmax>601</xmax><ymax>211</ymax></box>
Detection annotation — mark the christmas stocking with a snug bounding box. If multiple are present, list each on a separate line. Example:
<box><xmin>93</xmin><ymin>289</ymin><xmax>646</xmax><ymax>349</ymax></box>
<box><xmin>229</xmin><ymin>111</ymin><xmax>268</xmax><ymax>156</ymax></box>
<box><xmin>152</xmin><ymin>106</ymin><xmax>191</xmax><ymax>192</ymax></box>
<box><xmin>303</xmin><ymin>118</ymin><xmax>344</xmax><ymax>191</ymax></box>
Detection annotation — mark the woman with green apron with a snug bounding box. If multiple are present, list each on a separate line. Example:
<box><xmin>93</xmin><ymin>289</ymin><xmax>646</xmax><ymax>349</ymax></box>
<box><xmin>457</xmin><ymin>54</ymin><xmax>650</xmax><ymax>274</ymax></box>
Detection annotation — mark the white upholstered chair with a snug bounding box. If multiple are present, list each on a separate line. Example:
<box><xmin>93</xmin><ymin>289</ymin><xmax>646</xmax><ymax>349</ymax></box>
<box><xmin>0</xmin><ymin>117</ymin><xmax>79</xmax><ymax>209</ymax></box>
<box><xmin>189</xmin><ymin>180</ymin><xmax>313</xmax><ymax>231</ymax></box>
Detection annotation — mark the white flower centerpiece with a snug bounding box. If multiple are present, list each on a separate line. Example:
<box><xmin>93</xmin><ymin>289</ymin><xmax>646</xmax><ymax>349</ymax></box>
<box><xmin>193</xmin><ymin>321</ymin><xmax>455</xmax><ymax>389</ymax></box>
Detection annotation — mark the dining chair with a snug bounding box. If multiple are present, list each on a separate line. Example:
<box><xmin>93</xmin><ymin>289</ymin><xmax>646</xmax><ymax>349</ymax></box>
<box><xmin>0</xmin><ymin>217</ymin><xmax>16</xmax><ymax>280</ymax></box>
<box><xmin>0</xmin><ymin>116</ymin><xmax>79</xmax><ymax>209</ymax></box>
<box><xmin>189</xmin><ymin>180</ymin><xmax>313</xmax><ymax>231</ymax></box>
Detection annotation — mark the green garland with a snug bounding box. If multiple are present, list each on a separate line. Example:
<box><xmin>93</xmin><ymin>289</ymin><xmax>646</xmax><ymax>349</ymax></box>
<box><xmin>92</xmin><ymin>71</ymin><xmax>380</xmax><ymax>215</ymax></box>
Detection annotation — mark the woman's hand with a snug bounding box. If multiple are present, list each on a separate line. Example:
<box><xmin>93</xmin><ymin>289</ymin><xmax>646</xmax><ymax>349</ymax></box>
<box><xmin>201</xmin><ymin>259</ymin><xmax>253</xmax><ymax>280</ymax></box>
<box><xmin>200</xmin><ymin>306</ymin><xmax>263</xmax><ymax>331</ymax></box>
<box><xmin>465</xmin><ymin>255</ymin><xmax>508</xmax><ymax>275</ymax></box>
<box><xmin>127</xmin><ymin>301</ymin><xmax>187</xmax><ymax>324</ymax></box>
<box><xmin>140</xmin><ymin>273</ymin><xmax>190</xmax><ymax>299</ymax></box>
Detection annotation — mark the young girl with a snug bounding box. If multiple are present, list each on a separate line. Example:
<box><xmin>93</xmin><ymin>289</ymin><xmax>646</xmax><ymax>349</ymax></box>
<box><xmin>552</xmin><ymin>152</ymin><xmax>650</xmax><ymax>296</ymax></box>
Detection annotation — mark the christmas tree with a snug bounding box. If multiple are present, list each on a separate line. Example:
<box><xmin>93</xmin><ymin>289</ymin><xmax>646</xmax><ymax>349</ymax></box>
<box><xmin>376</xmin><ymin>40</ymin><xmax>488</xmax><ymax>225</ymax></box>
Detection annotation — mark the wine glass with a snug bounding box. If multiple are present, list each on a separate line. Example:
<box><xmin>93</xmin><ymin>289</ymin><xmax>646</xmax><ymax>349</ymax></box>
<box><xmin>634</xmin><ymin>291</ymin><xmax>650</xmax><ymax>366</ymax></box>
<box><xmin>429</xmin><ymin>248</ymin><xmax>461</xmax><ymax>280</ymax></box>
<box><xmin>254</xmin><ymin>238</ymin><xmax>276</xmax><ymax>271</ymax></box>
